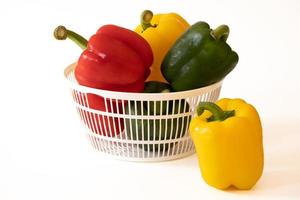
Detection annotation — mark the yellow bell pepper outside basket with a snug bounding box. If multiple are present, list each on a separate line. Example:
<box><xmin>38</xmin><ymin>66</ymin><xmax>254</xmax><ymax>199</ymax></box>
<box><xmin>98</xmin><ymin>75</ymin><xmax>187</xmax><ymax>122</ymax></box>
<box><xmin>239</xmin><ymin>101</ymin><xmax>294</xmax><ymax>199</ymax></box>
<box><xmin>189</xmin><ymin>98</ymin><xmax>264</xmax><ymax>190</ymax></box>
<box><xmin>135</xmin><ymin>10</ymin><xmax>190</xmax><ymax>83</ymax></box>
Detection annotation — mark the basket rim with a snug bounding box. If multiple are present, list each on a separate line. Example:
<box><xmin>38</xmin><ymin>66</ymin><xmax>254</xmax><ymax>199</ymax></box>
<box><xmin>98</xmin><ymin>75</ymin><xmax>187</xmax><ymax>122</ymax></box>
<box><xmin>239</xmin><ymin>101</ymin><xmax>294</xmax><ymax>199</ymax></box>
<box><xmin>64</xmin><ymin>63</ymin><xmax>223</xmax><ymax>100</ymax></box>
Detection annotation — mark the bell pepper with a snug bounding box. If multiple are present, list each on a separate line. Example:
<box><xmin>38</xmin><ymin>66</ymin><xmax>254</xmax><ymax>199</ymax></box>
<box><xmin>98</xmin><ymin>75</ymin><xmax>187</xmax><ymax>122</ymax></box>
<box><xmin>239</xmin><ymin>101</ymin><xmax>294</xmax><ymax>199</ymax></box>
<box><xmin>189</xmin><ymin>98</ymin><xmax>264</xmax><ymax>190</ymax></box>
<box><xmin>125</xmin><ymin>81</ymin><xmax>190</xmax><ymax>151</ymax></box>
<box><xmin>142</xmin><ymin>81</ymin><xmax>171</xmax><ymax>94</ymax></box>
<box><xmin>135</xmin><ymin>10</ymin><xmax>190</xmax><ymax>83</ymax></box>
<box><xmin>54</xmin><ymin>25</ymin><xmax>153</xmax><ymax>136</ymax></box>
<box><xmin>161</xmin><ymin>22</ymin><xmax>239</xmax><ymax>91</ymax></box>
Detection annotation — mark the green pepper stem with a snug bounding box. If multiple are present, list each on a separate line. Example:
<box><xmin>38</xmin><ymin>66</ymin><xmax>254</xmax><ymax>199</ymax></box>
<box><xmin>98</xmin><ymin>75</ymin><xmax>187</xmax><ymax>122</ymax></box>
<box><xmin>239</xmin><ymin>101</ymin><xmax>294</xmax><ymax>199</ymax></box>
<box><xmin>140</xmin><ymin>10</ymin><xmax>157</xmax><ymax>32</ymax></box>
<box><xmin>53</xmin><ymin>25</ymin><xmax>88</xmax><ymax>50</ymax></box>
<box><xmin>161</xmin><ymin>89</ymin><xmax>171</xmax><ymax>93</ymax></box>
<box><xmin>211</xmin><ymin>25</ymin><xmax>230</xmax><ymax>41</ymax></box>
<box><xmin>197</xmin><ymin>102</ymin><xmax>235</xmax><ymax>122</ymax></box>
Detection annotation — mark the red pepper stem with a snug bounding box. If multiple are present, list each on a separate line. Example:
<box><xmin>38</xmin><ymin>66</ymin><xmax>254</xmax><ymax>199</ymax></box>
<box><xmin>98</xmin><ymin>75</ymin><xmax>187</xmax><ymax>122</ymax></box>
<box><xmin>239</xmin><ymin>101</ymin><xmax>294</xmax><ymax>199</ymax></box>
<box><xmin>141</xmin><ymin>10</ymin><xmax>157</xmax><ymax>32</ymax></box>
<box><xmin>211</xmin><ymin>25</ymin><xmax>230</xmax><ymax>42</ymax></box>
<box><xmin>197</xmin><ymin>102</ymin><xmax>235</xmax><ymax>122</ymax></box>
<box><xmin>53</xmin><ymin>25</ymin><xmax>88</xmax><ymax>50</ymax></box>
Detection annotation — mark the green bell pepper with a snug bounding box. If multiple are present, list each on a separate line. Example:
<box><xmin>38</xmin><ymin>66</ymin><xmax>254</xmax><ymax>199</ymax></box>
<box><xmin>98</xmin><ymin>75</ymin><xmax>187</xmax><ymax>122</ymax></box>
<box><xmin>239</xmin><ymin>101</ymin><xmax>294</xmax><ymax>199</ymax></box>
<box><xmin>125</xmin><ymin>81</ymin><xmax>190</xmax><ymax>152</ymax></box>
<box><xmin>161</xmin><ymin>22</ymin><xmax>239</xmax><ymax>91</ymax></box>
<box><xmin>142</xmin><ymin>81</ymin><xmax>171</xmax><ymax>94</ymax></box>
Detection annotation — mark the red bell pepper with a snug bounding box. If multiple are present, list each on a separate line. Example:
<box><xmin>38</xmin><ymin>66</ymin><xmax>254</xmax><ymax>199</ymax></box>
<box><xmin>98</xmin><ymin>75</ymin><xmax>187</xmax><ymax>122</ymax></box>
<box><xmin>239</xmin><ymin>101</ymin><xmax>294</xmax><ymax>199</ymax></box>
<box><xmin>54</xmin><ymin>25</ymin><xmax>153</xmax><ymax>136</ymax></box>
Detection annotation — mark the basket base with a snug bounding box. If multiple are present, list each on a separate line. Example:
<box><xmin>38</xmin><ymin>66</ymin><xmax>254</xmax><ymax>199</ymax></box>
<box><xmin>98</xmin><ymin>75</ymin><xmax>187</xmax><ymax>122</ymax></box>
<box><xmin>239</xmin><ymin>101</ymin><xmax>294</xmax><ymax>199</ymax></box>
<box><xmin>86</xmin><ymin>132</ymin><xmax>196</xmax><ymax>162</ymax></box>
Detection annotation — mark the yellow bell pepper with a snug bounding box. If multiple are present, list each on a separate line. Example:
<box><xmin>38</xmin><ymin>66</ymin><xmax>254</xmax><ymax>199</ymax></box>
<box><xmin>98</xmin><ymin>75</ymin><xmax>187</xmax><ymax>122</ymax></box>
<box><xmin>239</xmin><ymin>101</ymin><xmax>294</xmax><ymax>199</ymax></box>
<box><xmin>135</xmin><ymin>10</ymin><xmax>190</xmax><ymax>83</ymax></box>
<box><xmin>189</xmin><ymin>98</ymin><xmax>264</xmax><ymax>190</ymax></box>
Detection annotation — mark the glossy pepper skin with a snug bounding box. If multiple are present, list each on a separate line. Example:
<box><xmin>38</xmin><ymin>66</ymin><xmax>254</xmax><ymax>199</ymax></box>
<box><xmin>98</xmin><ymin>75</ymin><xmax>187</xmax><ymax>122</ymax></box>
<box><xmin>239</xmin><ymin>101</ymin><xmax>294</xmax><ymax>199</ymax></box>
<box><xmin>76</xmin><ymin>24</ymin><xmax>153</xmax><ymax>93</ymax></box>
<box><xmin>54</xmin><ymin>25</ymin><xmax>153</xmax><ymax>136</ymax></box>
<box><xmin>189</xmin><ymin>99</ymin><xmax>264</xmax><ymax>190</ymax></box>
<box><xmin>125</xmin><ymin>81</ymin><xmax>190</xmax><ymax>151</ymax></box>
<box><xmin>162</xmin><ymin>22</ymin><xmax>239</xmax><ymax>91</ymax></box>
<box><xmin>135</xmin><ymin>10</ymin><xmax>190</xmax><ymax>83</ymax></box>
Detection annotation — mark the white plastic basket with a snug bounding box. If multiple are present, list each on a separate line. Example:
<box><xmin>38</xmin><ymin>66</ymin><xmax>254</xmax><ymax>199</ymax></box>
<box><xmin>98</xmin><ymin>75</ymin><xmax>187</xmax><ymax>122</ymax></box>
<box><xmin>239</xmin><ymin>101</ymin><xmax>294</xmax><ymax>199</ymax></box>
<box><xmin>64</xmin><ymin>63</ymin><xmax>222</xmax><ymax>162</ymax></box>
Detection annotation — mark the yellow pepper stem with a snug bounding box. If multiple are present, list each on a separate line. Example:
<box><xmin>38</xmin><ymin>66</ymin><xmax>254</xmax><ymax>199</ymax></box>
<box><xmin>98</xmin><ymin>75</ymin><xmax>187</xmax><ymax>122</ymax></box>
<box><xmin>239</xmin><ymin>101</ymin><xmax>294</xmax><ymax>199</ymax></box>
<box><xmin>140</xmin><ymin>10</ymin><xmax>157</xmax><ymax>32</ymax></box>
<box><xmin>197</xmin><ymin>102</ymin><xmax>235</xmax><ymax>122</ymax></box>
<box><xmin>54</xmin><ymin>25</ymin><xmax>88</xmax><ymax>50</ymax></box>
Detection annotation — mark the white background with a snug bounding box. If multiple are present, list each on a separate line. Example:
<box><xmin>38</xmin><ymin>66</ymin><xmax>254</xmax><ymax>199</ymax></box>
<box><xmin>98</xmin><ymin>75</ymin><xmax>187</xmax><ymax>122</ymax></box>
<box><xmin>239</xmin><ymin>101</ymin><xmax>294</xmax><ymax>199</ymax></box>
<box><xmin>0</xmin><ymin>0</ymin><xmax>300</xmax><ymax>199</ymax></box>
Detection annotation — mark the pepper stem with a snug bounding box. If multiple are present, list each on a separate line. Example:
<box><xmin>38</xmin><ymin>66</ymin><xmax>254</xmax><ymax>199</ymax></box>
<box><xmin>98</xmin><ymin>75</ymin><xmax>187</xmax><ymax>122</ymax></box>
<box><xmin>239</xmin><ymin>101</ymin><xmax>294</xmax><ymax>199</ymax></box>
<box><xmin>53</xmin><ymin>25</ymin><xmax>88</xmax><ymax>50</ymax></box>
<box><xmin>211</xmin><ymin>25</ymin><xmax>230</xmax><ymax>41</ymax></box>
<box><xmin>197</xmin><ymin>102</ymin><xmax>235</xmax><ymax>122</ymax></box>
<box><xmin>140</xmin><ymin>10</ymin><xmax>157</xmax><ymax>32</ymax></box>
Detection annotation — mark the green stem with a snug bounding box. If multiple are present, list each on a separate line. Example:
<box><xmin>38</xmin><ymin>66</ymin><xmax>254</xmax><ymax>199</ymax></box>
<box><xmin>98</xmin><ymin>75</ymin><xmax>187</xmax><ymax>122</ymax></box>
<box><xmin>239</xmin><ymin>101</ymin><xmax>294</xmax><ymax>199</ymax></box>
<box><xmin>197</xmin><ymin>102</ymin><xmax>235</xmax><ymax>122</ymax></box>
<box><xmin>161</xmin><ymin>89</ymin><xmax>171</xmax><ymax>93</ymax></box>
<box><xmin>53</xmin><ymin>25</ymin><xmax>88</xmax><ymax>50</ymax></box>
<box><xmin>140</xmin><ymin>10</ymin><xmax>157</xmax><ymax>32</ymax></box>
<box><xmin>210</xmin><ymin>25</ymin><xmax>230</xmax><ymax>41</ymax></box>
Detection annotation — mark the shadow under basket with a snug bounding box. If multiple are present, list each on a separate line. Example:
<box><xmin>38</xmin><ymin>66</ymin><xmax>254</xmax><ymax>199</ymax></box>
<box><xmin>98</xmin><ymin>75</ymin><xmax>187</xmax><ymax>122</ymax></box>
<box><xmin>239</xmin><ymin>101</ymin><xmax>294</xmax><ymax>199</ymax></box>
<box><xmin>64</xmin><ymin>63</ymin><xmax>222</xmax><ymax>162</ymax></box>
